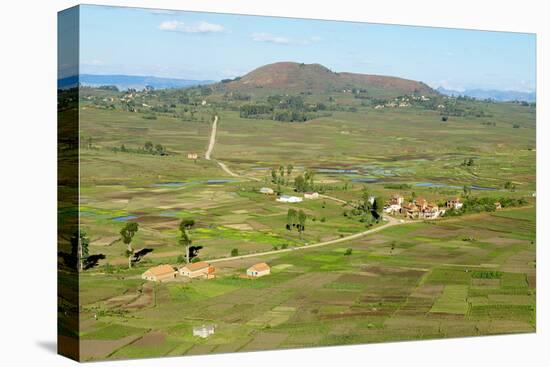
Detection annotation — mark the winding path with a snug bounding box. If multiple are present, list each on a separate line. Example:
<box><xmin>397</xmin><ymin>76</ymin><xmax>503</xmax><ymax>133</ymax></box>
<box><xmin>205</xmin><ymin>115</ymin><xmax>258</xmax><ymax>180</ymax></box>
<box><xmin>198</xmin><ymin>115</ymin><xmax>410</xmax><ymax>265</ymax></box>
<box><xmin>208</xmin><ymin>216</ymin><xmax>407</xmax><ymax>265</ymax></box>
<box><xmin>204</xmin><ymin>115</ymin><xmax>218</xmax><ymax>160</ymax></box>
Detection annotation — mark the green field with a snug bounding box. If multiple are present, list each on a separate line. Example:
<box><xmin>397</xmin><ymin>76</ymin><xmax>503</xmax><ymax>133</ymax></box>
<box><xmin>60</xmin><ymin>84</ymin><xmax>535</xmax><ymax>361</ymax></box>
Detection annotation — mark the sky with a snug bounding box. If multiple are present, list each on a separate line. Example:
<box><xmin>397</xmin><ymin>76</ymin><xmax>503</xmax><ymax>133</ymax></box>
<box><xmin>62</xmin><ymin>5</ymin><xmax>536</xmax><ymax>92</ymax></box>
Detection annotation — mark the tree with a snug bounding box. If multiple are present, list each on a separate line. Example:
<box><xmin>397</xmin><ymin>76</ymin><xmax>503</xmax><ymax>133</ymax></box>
<box><xmin>144</xmin><ymin>141</ymin><xmax>154</xmax><ymax>153</ymax></box>
<box><xmin>70</xmin><ymin>230</ymin><xmax>89</xmax><ymax>272</ymax></box>
<box><xmin>155</xmin><ymin>144</ymin><xmax>166</xmax><ymax>156</ymax></box>
<box><xmin>286</xmin><ymin>208</ymin><xmax>297</xmax><ymax>230</ymax></box>
<box><xmin>344</xmin><ymin>248</ymin><xmax>353</xmax><ymax>256</ymax></box>
<box><xmin>271</xmin><ymin>168</ymin><xmax>277</xmax><ymax>183</ymax></box>
<box><xmin>297</xmin><ymin>210</ymin><xmax>307</xmax><ymax>239</ymax></box>
<box><xmin>304</xmin><ymin>169</ymin><xmax>315</xmax><ymax>189</ymax></box>
<box><xmin>287</xmin><ymin>164</ymin><xmax>294</xmax><ymax>176</ymax></box>
<box><xmin>231</xmin><ymin>248</ymin><xmax>239</xmax><ymax>256</ymax></box>
<box><xmin>179</xmin><ymin>219</ymin><xmax>195</xmax><ymax>263</ymax></box>
<box><xmin>294</xmin><ymin>174</ymin><xmax>306</xmax><ymax>192</ymax></box>
<box><xmin>120</xmin><ymin>222</ymin><xmax>139</xmax><ymax>269</ymax></box>
<box><xmin>279</xmin><ymin>165</ymin><xmax>285</xmax><ymax>177</ymax></box>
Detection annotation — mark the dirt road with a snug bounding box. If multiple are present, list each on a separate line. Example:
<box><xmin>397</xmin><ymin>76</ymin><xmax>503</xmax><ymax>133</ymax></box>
<box><xmin>207</xmin><ymin>216</ymin><xmax>407</xmax><ymax>265</ymax></box>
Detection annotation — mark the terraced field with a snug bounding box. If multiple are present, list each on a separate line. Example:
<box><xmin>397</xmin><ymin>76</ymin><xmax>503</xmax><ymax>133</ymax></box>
<box><xmin>63</xmin><ymin>85</ymin><xmax>536</xmax><ymax>361</ymax></box>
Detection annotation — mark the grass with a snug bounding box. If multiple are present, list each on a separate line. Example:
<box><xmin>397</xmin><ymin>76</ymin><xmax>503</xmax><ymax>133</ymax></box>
<box><xmin>71</xmin><ymin>85</ymin><xmax>536</xmax><ymax>360</ymax></box>
<box><xmin>430</xmin><ymin>285</ymin><xmax>469</xmax><ymax>314</ymax></box>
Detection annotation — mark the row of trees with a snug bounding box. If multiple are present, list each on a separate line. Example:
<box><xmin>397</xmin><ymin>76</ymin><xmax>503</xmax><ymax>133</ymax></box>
<box><xmin>294</xmin><ymin>170</ymin><xmax>315</xmax><ymax>192</ymax></box>
<box><xmin>239</xmin><ymin>95</ymin><xmax>329</xmax><ymax>122</ymax></box>
<box><xmin>286</xmin><ymin>209</ymin><xmax>307</xmax><ymax>238</ymax></box>
<box><xmin>67</xmin><ymin>216</ymin><xmax>202</xmax><ymax>273</ymax></box>
<box><xmin>112</xmin><ymin>141</ymin><xmax>167</xmax><ymax>155</ymax></box>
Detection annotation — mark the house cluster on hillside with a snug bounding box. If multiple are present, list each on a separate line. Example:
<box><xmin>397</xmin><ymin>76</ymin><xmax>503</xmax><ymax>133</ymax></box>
<box><xmin>384</xmin><ymin>194</ymin><xmax>467</xmax><ymax>220</ymax></box>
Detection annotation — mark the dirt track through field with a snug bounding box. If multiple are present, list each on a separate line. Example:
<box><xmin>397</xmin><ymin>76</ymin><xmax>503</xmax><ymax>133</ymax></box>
<box><xmin>198</xmin><ymin>114</ymin><xmax>412</xmax><ymax>267</ymax></box>
<box><xmin>207</xmin><ymin>216</ymin><xmax>408</xmax><ymax>265</ymax></box>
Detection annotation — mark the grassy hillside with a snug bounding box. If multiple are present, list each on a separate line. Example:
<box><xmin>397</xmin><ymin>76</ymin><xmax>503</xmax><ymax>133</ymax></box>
<box><xmin>213</xmin><ymin>62</ymin><xmax>436</xmax><ymax>98</ymax></box>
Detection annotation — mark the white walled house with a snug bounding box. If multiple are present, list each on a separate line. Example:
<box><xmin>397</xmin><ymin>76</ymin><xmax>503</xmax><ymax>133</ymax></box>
<box><xmin>304</xmin><ymin>192</ymin><xmax>319</xmax><ymax>199</ymax></box>
<box><xmin>247</xmin><ymin>263</ymin><xmax>271</xmax><ymax>278</ymax></box>
<box><xmin>141</xmin><ymin>264</ymin><xmax>176</xmax><ymax>282</ymax></box>
<box><xmin>179</xmin><ymin>261</ymin><xmax>215</xmax><ymax>279</ymax></box>
<box><xmin>260</xmin><ymin>187</ymin><xmax>275</xmax><ymax>194</ymax></box>
<box><xmin>277</xmin><ymin>195</ymin><xmax>303</xmax><ymax>203</ymax></box>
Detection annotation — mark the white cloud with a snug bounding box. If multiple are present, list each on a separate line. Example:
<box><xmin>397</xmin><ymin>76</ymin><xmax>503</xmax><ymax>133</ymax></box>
<box><xmin>251</xmin><ymin>33</ymin><xmax>292</xmax><ymax>44</ymax></box>
<box><xmin>158</xmin><ymin>21</ymin><xmax>224</xmax><ymax>34</ymax></box>
<box><xmin>251</xmin><ymin>33</ymin><xmax>321</xmax><ymax>45</ymax></box>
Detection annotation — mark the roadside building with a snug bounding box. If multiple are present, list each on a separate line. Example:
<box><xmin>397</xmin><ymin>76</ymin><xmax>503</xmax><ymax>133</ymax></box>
<box><xmin>179</xmin><ymin>261</ymin><xmax>215</xmax><ymax>279</ymax></box>
<box><xmin>495</xmin><ymin>202</ymin><xmax>502</xmax><ymax>210</ymax></box>
<box><xmin>193</xmin><ymin>325</ymin><xmax>215</xmax><ymax>338</ymax></box>
<box><xmin>277</xmin><ymin>195</ymin><xmax>303</xmax><ymax>203</ymax></box>
<box><xmin>304</xmin><ymin>192</ymin><xmax>319</xmax><ymax>200</ymax></box>
<box><xmin>247</xmin><ymin>262</ymin><xmax>271</xmax><ymax>278</ymax></box>
<box><xmin>259</xmin><ymin>187</ymin><xmax>275</xmax><ymax>195</ymax></box>
<box><xmin>420</xmin><ymin>204</ymin><xmax>444</xmax><ymax>219</ymax></box>
<box><xmin>403</xmin><ymin>202</ymin><xmax>419</xmax><ymax>219</ymax></box>
<box><xmin>384</xmin><ymin>194</ymin><xmax>404</xmax><ymax>214</ymax></box>
<box><xmin>187</xmin><ymin>153</ymin><xmax>198</xmax><ymax>160</ymax></box>
<box><xmin>141</xmin><ymin>264</ymin><xmax>176</xmax><ymax>282</ymax></box>
<box><xmin>446</xmin><ymin>197</ymin><xmax>464</xmax><ymax>210</ymax></box>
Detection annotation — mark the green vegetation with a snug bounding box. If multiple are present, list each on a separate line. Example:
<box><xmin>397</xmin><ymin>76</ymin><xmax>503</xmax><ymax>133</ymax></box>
<box><xmin>73</xmin><ymin>77</ymin><xmax>535</xmax><ymax>360</ymax></box>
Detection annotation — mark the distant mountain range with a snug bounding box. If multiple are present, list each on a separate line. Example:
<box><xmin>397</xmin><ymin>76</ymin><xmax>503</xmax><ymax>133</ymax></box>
<box><xmin>437</xmin><ymin>87</ymin><xmax>536</xmax><ymax>103</ymax></box>
<box><xmin>58</xmin><ymin>74</ymin><xmax>215</xmax><ymax>90</ymax></box>
<box><xmin>214</xmin><ymin>62</ymin><xmax>436</xmax><ymax>98</ymax></box>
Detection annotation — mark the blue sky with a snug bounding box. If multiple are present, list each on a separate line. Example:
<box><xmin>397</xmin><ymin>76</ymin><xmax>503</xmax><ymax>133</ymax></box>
<box><xmin>71</xmin><ymin>5</ymin><xmax>535</xmax><ymax>92</ymax></box>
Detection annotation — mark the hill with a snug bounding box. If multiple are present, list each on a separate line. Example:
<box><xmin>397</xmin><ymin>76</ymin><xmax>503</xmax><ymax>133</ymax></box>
<box><xmin>215</xmin><ymin>62</ymin><xmax>436</xmax><ymax>98</ymax></box>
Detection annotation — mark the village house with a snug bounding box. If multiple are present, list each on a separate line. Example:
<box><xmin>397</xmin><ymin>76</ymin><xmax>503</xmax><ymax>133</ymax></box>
<box><xmin>304</xmin><ymin>192</ymin><xmax>320</xmax><ymax>200</ymax></box>
<box><xmin>495</xmin><ymin>202</ymin><xmax>502</xmax><ymax>210</ymax></box>
<box><xmin>179</xmin><ymin>261</ymin><xmax>216</xmax><ymax>279</ymax></box>
<box><xmin>193</xmin><ymin>325</ymin><xmax>215</xmax><ymax>338</ymax></box>
<box><xmin>384</xmin><ymin>194</ymin><xmax>404</xmax><ymax>214</ymax></box>
<box><xmin>247</xmin><ymin>262</ymin><xmax>271</xmax><ymax>278</ymax></box>
<box><xmin>187</xmin><ymin>153</ymin><xmax>198</xmax><ymax>160</ymax></box>
<box><xmin>419</xmin><ymin>203</ymin><xmax>444</xmax><ymax>219</ymax></box>
<box><xmin>259</xmin><ymin>187</ymin><xmax>275</xmax><ymax>195</ymax></box>
<box><xmin>403</xmin><ymin>202</ymin><xmax>420</xmax><ymax>219</ymax></box>
<box><xmin>277</xmin><ymin>195</ymin><xmax>303</xmax><ymax>203</ymax></box>
<box><xmin>446</xmin><ymin>197</ymin><xmax>464</xmax><ymax>210</ymax></box>
<box><xmin>374</xmin><ymin>104</ymin><xmax>384</xmax><ymax>109</ymax></box>
<box><xmin>403</xmin><ymin>197</ymin><xmax>445</xmax><ymax>219</ymax></box>
<box><xmin>141</xmin><ymin>264</ymin><xmax>176</xmax><ymax>282</ymax></box>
